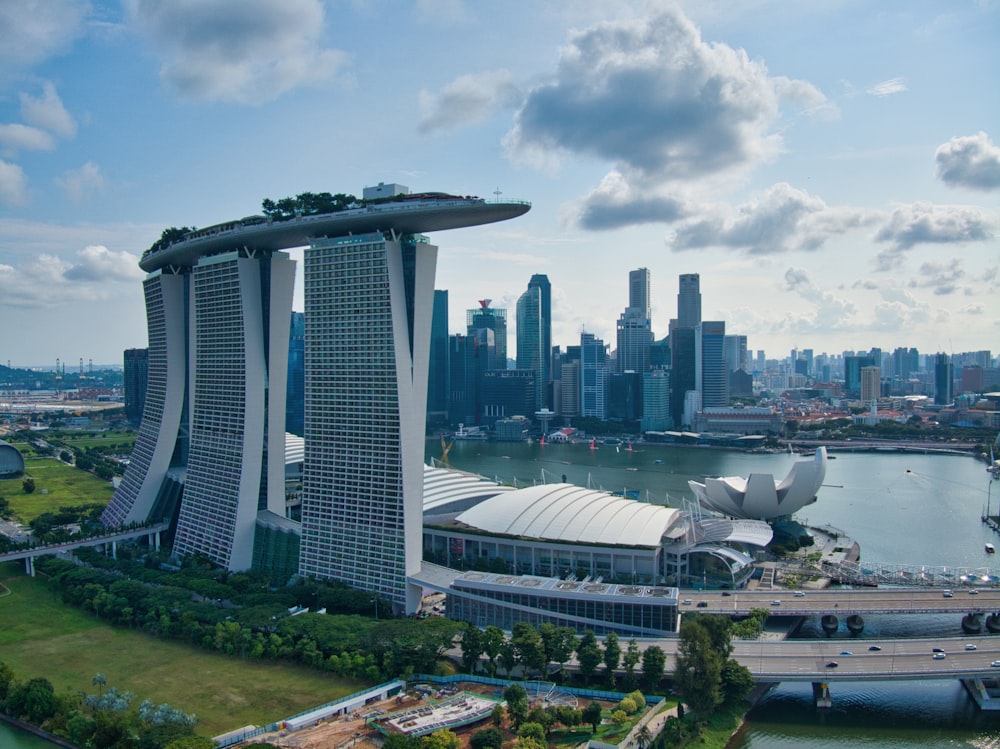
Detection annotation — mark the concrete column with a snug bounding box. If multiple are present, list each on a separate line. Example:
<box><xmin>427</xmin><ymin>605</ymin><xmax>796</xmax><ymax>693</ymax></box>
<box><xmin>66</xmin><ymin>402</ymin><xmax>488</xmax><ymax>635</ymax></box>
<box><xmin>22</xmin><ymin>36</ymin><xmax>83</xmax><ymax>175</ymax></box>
<box><xmin>812</xmin><ymin>681</ymin><xmax>832</xmax><ymax>708</ymax></box>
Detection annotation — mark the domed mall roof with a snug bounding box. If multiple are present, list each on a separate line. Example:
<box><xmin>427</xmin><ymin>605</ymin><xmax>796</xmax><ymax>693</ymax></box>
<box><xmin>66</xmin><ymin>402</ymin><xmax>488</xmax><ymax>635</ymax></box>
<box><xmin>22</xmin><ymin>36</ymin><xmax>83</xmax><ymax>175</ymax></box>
<box><xmin>455</xmin><ymin>483</ymin><xmax>682</xmax><ymax>547</ymax></box>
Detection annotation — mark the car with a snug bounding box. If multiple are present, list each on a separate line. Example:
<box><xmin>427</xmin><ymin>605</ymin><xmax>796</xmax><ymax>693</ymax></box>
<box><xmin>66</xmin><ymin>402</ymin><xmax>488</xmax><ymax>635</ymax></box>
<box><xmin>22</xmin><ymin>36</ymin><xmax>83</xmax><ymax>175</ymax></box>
<box><xmin>966</xmin><ymin>644</ymin><xmax>978</xmax><ymax>651</ymax></box>
<box><xmin>696</xmin><ymin>601</ymin><xmax>708</xmax><ymax>608</ymax></box>
<box><xmin>943</xmin><ymin>590</ymin><xmax>954</xmax><ymax>597</ymax></box>
<box><xmin>868</xmin><ymin>645</ymin><xmax>882</xmax><ymax>651</ymax></box>
<box><xmin>933</xmin><ymin>647</ymin><xmax>945</xmax><ymax>653</ymax></box>
<box><xmin>825</xmin><ymin>661</ymin><xmax>839</xmax><ymax>668</ymax></box>
<box><xmin>682</xmin><ymin>599</ymin><xmax>692</xmax><ymax>605</ymax></box>
<box><xmin>721</xmin><ymin>591</ymin><xmax>732</xmax><ymax>597</ymax></box>
<box><xmin>991</xmin><ymin>660</ymin><xmax>1000</xmax><ymax>667</ymax></box>
<box><xmin>969</xmin><ymin>589</ymin><xmax>980</xmax><ymax>595</ymax></box>
<box><xmin>933</xmin><ymin>652</ymin><xmax>947</xmax><ymax>660</ymax></box>
<box><xmin>794</xmin><ymin>591</ymin><xmax>806</xmax><ymax>597</ymax></box>
<box><xmin>770</xmin><ymin>600</ymin><xmax>782</xmax><ymax>606</ymax></box>
<box><xmin>839</xmin><ymin>650</ymin><xmax>853</xmax><ymax>656</ymax></box>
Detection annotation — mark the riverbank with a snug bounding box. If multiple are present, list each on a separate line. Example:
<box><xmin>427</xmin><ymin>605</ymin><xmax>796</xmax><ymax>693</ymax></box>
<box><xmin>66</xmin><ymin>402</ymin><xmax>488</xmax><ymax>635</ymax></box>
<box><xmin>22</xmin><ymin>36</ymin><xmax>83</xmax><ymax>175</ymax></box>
<box><xmin>0</xmin><ymin>713</ymin><xmax>81</xmax><ymax>749</ymax></box>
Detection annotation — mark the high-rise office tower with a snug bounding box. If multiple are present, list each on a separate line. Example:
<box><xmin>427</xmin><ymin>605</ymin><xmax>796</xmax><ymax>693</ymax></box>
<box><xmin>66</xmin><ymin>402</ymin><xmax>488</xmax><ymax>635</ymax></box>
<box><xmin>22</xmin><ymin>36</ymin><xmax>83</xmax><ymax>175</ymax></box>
<box><xmin>123</xmin><ymin>347</ymin><xmax>149</xmax><ymax>424</ymax></box>
<box><xmin>427</xmin><ymin>290</ymin><xmax>450</xmax><ymax>422</ymax></box>
<box><xmin>516</xmin><ymin>280</ymin><xmax>545</xmax><ymax>412</ymax></box>
<box><xmin>934</xmin><ymin>353</ymin><xmax>954</xmax><ymax>405</ymax></box>
<box><xmin>467</xmin><ymin>301</ymin><xmax>507</xmax><ymax>366</ymax></box>
<box><xmin>677</xmin><ymin>273</ymin><xmax>701</xmax><ymax>329</ymax></box>
<box><xmin>697</xmin><ymin>321</ymin><xmax>728</xmax><ymax>408</ymax></box>
<box><xmin>528</xmin><ymin>274</ymin><xmax>552</xmax><ymax>407</ymax></box>
<box><xmin>580</xmin><ymin>332</ymin><xmax>609</xmax><ymax>418</ymax></box>
<box><xmin>723</xmin><ymin>335</ymin><xmax>748</xmax><ymax>374</ymax></box>
<box><xmin>286</xmin><ymin>312</ymin><xmax>305</xmax><ymax>437</ymax></box>
<box><xmin>617</xmin><ymin>268</ymin><xmax>653</xmax><ymax>375</ymax></box>
<box><xmin>103</xmin><ymin>188</ymin><xmax>529</xmax><ymax>614</ymax></box>
<box><xmin>629</xmin><ymin>268</ymin><xmax>651</xmax><ymax>320</ymax></box>
<box><xmin>844</xmin><ymin>354</ymin><xmax>875</xmax><ymax>397</ymax></box>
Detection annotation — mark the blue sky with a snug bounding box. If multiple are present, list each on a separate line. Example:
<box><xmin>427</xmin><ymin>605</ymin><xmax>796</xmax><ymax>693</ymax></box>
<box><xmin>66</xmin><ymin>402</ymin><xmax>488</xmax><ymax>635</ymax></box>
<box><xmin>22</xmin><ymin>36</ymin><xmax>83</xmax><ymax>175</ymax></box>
<box><xmin>0</xmin><ymin>0</ymin><xmax>997</xmax><ymax>367</ymax></box>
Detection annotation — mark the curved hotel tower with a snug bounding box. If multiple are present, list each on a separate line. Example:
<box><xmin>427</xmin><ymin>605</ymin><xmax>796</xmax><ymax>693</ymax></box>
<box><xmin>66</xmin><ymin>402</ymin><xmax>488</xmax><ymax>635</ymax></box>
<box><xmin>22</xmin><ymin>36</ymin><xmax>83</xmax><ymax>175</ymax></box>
<box><xmin>103</xmin><ymin>188</ymin><xmax>530</xmax><ymax>611</ymax></box>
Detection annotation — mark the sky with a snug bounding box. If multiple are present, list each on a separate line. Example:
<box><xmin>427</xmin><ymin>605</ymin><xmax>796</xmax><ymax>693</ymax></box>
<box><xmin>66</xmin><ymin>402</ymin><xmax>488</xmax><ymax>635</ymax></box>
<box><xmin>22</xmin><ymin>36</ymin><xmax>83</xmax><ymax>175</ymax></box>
<box><xmin>0</xmin><ymin>0</ymin><xmax>998</xmax><ymax>369</ymax></box>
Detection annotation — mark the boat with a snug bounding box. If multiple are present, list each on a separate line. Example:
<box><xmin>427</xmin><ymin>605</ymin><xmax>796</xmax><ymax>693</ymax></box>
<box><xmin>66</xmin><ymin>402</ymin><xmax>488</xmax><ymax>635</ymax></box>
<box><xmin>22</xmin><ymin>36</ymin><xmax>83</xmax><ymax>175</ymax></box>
<box><xmin>987</xmin><ymin>543</ymin><xmax>995</xmax><ymax>554</ymax></box>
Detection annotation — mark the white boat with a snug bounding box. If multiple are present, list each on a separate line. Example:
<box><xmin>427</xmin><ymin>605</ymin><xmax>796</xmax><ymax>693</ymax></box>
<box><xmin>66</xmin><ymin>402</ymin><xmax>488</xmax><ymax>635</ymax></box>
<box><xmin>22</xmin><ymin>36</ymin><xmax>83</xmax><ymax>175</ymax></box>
<box><xmin>987</xmin><ymin>543</ymin><xmax>995</xmax><ymax>554</ymax></box>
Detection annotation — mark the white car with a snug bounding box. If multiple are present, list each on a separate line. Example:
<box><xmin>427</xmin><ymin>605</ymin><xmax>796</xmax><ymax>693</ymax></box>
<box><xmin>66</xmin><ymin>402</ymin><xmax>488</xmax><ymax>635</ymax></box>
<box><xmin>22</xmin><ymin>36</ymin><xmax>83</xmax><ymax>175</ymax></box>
<box><xmin>942</xmin><ymin>590</ymin><xmax>954</xmax><ymax>597</ymax></box>
<box><xmin>770</xmin><ymin>600</ymin><xmax>782</xmax><ymax>606</ymax></box>
<box><xmin>932</xmin><ymin>652</ymin><xmax>947</xmax><ymax>660</ymax></box>
<box><xmin>794</xmin><ymin>591</ymin><xmax>806</xmax><ymax>597</ymax></box>
<box><xmin>966</xmin><ymin>644</ymin><xmax>978</xmax><ymax>651</ymax></box>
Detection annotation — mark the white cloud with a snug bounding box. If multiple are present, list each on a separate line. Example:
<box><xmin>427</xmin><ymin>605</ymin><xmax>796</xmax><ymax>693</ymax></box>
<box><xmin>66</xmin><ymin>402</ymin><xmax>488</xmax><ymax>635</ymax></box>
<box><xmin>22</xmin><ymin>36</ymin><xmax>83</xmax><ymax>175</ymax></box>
<box><xmin>0</xmin><ymin>159</ymin><xmax>29</xmax><ymax>206</ymax></box>
<box><xmin>0</xmin><ymin>123</ymin><xmax>57</xmax><ymax>154</ymax></box>
<box><xmin>19</xmin><ymin>82</ymin><xmax>77</xmax><ymax>138</ymax></box>
<box><xmin>414</xmin><ymin>0</ymin><xmax>470</xmax><ymax>26</ymax></box>
<box><xmin>867</xmin><ymin>77</ymin><xmax>908</xmax><ymax>97</ymax></box>
<box><xmin>55</xmin><ymin>161</ymin><xmax>106</xmax><ymax>202</ymax></box>
<box><xmin>0</xmin><ymin>245</ymin><xmax>144</xmax><ymax>308</ymax></box>
<box><xmin>0</xmin><ymin>0</ymin><xmax>89</xmax><ymax>82</ymax></box>
<box><xmin>419</xmin><ymin>69</ymin><xmax>521</xmax><ymax>134</ymax></box>
<box><xmin>873</xmin><ymin>202</ymin><xmax>996</xmax><ymax>269</ymax></box>
<box><xmin>503</xmin><ymin>8</ymin><xmax>831</xmax><ymax>230</ymax></box>
<box><xmin>669</xmin><ymin>183</ymin><xmax>876</xmax><ymax>254</ymax></box>
<box><xmin>126</xmin><ymin>0</ymin><xmax>350</xmax><ymax>104</ymax></box>
<box><xmin>936</xmin><ymin>131</ymin><xmax>1000</xmax><ymax>192</ymax></box>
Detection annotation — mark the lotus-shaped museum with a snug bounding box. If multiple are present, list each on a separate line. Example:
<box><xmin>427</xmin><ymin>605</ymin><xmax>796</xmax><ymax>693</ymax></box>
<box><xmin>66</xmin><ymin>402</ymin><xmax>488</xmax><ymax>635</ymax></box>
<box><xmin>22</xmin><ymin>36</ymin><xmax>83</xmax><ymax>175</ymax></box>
<box><xmin>688</xmin><ymin>447</ymin><xmax>828</xmax><ymax>520</ymax></box>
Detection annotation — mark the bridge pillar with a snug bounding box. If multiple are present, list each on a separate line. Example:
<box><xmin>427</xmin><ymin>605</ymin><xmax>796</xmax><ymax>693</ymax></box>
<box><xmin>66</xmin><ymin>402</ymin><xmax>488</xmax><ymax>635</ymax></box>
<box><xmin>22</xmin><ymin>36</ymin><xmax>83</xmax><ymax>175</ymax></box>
<box><xmin>111</xmin><ymin>540</ymin><xmax>117</xmax><ymax>560</ymax></box>
<box><xmin>24</xmin><ymin>556</ymin><xmax>35</xmax><ymax>577</ymax></box>
<box><xmin>812</xmin><ymin>681</ymin><xmax>832</xmax><ymax>708</ymax></box>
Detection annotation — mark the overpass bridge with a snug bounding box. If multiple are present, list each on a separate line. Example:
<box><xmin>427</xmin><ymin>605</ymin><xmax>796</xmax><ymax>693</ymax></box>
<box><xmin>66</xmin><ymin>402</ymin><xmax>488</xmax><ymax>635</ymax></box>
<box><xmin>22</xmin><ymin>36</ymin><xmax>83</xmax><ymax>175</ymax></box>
<box><xmin>0</xmin><ymin>522</ymin><xmax>170</xmax><ymax>575</ymax></box>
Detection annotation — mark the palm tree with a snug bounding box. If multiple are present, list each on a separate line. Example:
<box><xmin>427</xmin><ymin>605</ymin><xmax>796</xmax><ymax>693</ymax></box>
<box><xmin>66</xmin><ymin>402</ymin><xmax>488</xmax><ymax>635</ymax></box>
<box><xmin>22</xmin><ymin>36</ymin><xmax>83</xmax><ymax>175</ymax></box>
<box><xmin>92</xmin><ymin>673</ymin><xmax>107</xmax><ymax>698</ymax></box>
<box><xmin>636</xmin><ymin>724</ymin><xmax>652</xmax><ymax>749</ymax></box>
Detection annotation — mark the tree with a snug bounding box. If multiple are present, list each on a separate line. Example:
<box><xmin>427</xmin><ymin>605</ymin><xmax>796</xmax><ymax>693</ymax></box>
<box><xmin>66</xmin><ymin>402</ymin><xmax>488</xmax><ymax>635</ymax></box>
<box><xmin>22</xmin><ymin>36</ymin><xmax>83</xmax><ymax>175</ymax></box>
<box><xmin>0</xmin><ymin>661</ymin><xmax>15</xmax><ymax>701</ymax></box>
<box><xmin>610</xmin><ymin>709</ymin><xmax>628</xmax><ymax>727</ymax></box>
<box><xmin>602</xmin><ymin>631</ymin><xmax>621</xmax><ymax>683</ymax></box>
<box><xmin>483</xmin><ymin>626</ymin><xmax>505</xmax><ymax>676</ymax></box>
<box><xmin>470</xmin><ymin>727</ymin><xmax>504</xmax><ymax>749</ymax></box>
<box><xmin>92</xmin><ymin>672</ymin><xmax>107</xmax><ymax>697</ymax></box>
<box><xmin>461</xmin><ymin>625</ymin><xmax>483</xmax><ymax>674</ymax></box>
<box><xmin>526</xmin><ymin>706</ymin><xmax>555</xmax><ymax>735</ymax></box>
<box><xmin>640</xmin><ymin>645</ymin><xmax>665</xmax><ymax>689</ymax></box>
<box><xmin>582</xmin><ymin>701</ymin><xmax>603</xmax><ymax>733</ymax></box>
<box><xmin>512</xmin><ymin>622</ymin><xmax>546</xmax><ymax>677</ymax></box>
<box><xmin>424</xmin><ymin>729</ymin><xmax>461</xmax><ymax>749</ymax></box>
<box><xmin>673</xmin><ymin>618</ymin><xmax>724</xmax><ymax>716</ymax></box>
<box><xmin>636</xmin><ymin>724</ymin><xmax>652</xmax><ymax>749</ymax></box>
<box><xmin>576</xmin><ymin>630</ymin><xmax>602</xmax><ymax>682</ymax></box>
<box><xmin>22</xmin><ymin>476</ymin><xmax>35</xmax><ymax>494</ymax></box>
<box><xmin>503</xmin><ymin>683</ymin><xmax>529</xmax><ymax>729</ymax></box>
<box><xmin>622</xmin><ymin>639</ymin><xmax>641</xmax><ymax>690</ymax></box>
<box><xmin>518</xmin><ymin>722</ymin><xmax>546</xmax><ymax>743</ymax></box>
<box><xmin>6</xmin><ymin>677</ymin><xmax>56</xmax><ymax>724</ymax></box>
<box><xmin>720</xmin><ymin>658</ymin><xmax>755</xmax><ymax>704</ymax></box>
<box><xmin>491</xmin><ymin>703</ymin><xmax>505</xmax><ymax>728</ymax></box>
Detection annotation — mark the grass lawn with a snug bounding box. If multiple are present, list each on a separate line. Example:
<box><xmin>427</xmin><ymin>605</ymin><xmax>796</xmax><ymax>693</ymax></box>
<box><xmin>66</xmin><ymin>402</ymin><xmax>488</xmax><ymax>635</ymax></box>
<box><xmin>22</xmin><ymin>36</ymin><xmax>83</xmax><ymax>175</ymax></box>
<box><xmin>0</xmin><ymin>565</ymin><xmax>372</xmax><ymax>737</ymax></box>
<box><xmin>51</xmin><ymin>434</ymin><xmax>136</xmax><ymax>452</ymax></box>
<box><xmin>1</xmin><ymin>457</ymin><xmax>114</xmax><ymax>522</ymax></box>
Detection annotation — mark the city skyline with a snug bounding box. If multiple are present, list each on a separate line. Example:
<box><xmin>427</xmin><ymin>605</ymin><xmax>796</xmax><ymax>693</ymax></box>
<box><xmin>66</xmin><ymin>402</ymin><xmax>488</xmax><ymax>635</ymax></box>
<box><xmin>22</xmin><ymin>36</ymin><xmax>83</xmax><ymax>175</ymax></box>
<box><xmin>1</xmin><ymin>1</ymin><xmax>998</xmax><ymax>366</ymax></box>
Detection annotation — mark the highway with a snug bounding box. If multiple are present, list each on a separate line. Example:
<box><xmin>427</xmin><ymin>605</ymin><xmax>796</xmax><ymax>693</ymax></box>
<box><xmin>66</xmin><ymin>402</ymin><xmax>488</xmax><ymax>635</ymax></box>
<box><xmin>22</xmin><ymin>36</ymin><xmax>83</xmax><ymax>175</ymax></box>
<box><xmin>678</xmin><ymin>588</ymin><xmax>1000</xmax><ymax>615</ymax></box>
<box><xmin>722</xmin><ymin>636</ymin><xmax>1000</xmax><ymax>681</ymax></box>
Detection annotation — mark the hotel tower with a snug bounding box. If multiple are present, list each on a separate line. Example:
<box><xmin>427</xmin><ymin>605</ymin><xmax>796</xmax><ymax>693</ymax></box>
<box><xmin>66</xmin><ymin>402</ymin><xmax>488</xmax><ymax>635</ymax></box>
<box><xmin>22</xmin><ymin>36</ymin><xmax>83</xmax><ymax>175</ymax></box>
<box><xmin>102</xmin><ymin>187</ymin><xmax>529</xmax><ymax>611</ymax></box>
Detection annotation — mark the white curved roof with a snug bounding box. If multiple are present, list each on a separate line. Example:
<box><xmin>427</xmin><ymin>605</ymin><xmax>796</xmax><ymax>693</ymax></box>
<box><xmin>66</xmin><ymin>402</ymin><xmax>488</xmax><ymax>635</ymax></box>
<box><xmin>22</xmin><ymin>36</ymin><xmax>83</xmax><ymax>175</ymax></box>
<box><xmin>422</xmin><ymin>464</ymin><xmax>514</xmax><ymax>512</ymax></box>
<box><xmin>456</xmin><ymin>483</ymin><xmax>682</xmax><ymax>547</ymax></box>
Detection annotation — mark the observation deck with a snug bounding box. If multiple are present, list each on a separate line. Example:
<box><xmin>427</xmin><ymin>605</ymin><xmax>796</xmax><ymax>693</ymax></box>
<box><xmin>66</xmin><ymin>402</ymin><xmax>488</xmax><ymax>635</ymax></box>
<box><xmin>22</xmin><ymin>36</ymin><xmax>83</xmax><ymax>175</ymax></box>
<box><xmin>139</xmin><ymin>194</ymin><xmax>531</xmax><ymax>273</ymax></box>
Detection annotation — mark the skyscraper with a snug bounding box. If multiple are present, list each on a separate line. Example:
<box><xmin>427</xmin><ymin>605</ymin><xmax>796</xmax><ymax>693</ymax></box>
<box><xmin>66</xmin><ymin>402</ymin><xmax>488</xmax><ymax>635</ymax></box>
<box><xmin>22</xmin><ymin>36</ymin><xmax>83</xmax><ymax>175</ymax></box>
<box><xmin>617</xmin><ymin>268</ymin><xmax>653</xmax><ymax>375</ymax></box>
<box><xmin>580</xmin><ymin>332</ymin><xmax>609</xmax><ymax>418</ymax></box>
<box><xmin>286</xmin><ymin>311</ymin><xmax>305</xmax><ymax>437</ymax></box>
<box><xmin>298</xmin><ymin>232</ymin><xmax>432</xmax><ymax>611</ymax></box>
<box><xmin>677</xmin><ymin>273</ymin><xmax>701</xmax><ymax>329</ymax></box>
<box><xmin>860</xmin><ymin>365</ymin><xmax>881</xmax><ymax>402</ymax></box>
<box><xmin>123</xmin><ymin>347</ymin><xmax>148</xmax><ymax>425</ymax></box>
<box><xmin>934</xmin><ymin>353</ymin><xmax>954</xmax><ymax>405</ymax></box>
<box><xmin>467</xmin><ymin>301</ymin><xmax>507</xmax><ymax>367</ymax></box>
<box><xmin>103</xmin><ymin>188</ymin><xmax>529</xmax><ymax>614</ymax></box>
<box><xmin>697</xmin><ymin>321</ymin><xmax>728</xmax><ymax>408</ymax></box>
<box><xmin>516</xmin><ymin>282</ymin><xmax>544</xmax><ymax>412</ymax></box>
<box><xmin>528</xmin><ymin>274</ymin><xmax>551</xmax><ymax>408</ymax></box>
<box><xmin>427</xmin><ymin>290</ymin><xmax>450</xmax><ymax>422</ymax></box>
